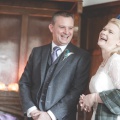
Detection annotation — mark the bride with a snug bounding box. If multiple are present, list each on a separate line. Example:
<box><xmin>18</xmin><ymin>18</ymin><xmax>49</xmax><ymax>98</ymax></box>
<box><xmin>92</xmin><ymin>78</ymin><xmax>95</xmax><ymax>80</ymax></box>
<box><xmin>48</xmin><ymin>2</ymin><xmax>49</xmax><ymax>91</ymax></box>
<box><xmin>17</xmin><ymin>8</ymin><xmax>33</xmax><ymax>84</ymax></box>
<box><xmin>79</xmin><ymin>17</ymin><xmax>120</xmax><ymax>120</ymax></box>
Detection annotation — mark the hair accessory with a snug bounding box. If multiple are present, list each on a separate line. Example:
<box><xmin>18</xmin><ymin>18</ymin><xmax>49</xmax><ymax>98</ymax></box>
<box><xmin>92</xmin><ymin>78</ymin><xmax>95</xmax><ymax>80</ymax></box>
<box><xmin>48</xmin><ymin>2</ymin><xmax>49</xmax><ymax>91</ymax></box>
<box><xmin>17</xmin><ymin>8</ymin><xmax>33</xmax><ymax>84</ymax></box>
<box><xmin>116</xmin><ymin>14</ymin><xmax>120</xmax><ymax>19</ymax></box>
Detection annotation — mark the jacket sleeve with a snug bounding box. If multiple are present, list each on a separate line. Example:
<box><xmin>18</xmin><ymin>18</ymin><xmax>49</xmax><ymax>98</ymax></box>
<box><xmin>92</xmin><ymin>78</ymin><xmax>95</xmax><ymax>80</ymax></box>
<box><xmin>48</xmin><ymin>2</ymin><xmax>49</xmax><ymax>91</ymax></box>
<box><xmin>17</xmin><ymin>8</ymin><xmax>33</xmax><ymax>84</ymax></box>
<box><xmin>19</xmin><ymin>48</ymin><xmax>36</xmax><ymax>113</ymax></box>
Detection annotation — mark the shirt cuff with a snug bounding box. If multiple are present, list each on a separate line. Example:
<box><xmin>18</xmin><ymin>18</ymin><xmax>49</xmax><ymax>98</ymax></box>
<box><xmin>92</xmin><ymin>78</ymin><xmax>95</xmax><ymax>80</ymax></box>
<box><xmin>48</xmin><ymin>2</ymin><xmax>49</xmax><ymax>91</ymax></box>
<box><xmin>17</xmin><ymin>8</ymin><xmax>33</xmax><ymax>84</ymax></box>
<box><xmin>27</xmin><ymin>106</ymin><xmax>38</xmax><ymax>117</ymax></box>
<box><xmin>47</xmin><ymin>110</ymin><xmax>56</xmax><ymax>120</ymax></box>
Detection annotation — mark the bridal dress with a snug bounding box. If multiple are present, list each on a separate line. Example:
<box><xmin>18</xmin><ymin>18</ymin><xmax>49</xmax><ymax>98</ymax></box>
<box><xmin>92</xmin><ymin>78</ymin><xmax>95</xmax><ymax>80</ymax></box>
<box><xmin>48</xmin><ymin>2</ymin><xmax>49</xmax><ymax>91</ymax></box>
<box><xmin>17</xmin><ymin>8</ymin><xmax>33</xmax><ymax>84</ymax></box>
<box><xmin>89</xmin><ymin>53</ymin><xmax>120</xmax><ymax>120</ymax></box>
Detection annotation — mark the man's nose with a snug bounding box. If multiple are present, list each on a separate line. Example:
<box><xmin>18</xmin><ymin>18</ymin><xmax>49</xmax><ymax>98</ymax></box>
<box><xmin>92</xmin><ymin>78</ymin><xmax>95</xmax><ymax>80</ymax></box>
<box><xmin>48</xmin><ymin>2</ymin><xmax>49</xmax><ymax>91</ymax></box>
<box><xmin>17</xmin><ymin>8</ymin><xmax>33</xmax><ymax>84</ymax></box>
<box><xmin>64</xmin><ymin>28</ymin><xmax>69</xmax><ymax>34</ymax></box>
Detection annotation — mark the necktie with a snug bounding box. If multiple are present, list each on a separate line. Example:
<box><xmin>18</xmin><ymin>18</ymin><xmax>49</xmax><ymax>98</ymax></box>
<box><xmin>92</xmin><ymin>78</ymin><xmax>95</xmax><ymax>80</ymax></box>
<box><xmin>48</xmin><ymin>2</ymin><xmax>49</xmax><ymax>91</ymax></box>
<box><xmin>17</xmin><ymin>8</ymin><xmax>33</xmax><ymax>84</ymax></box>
<box><xmin>51</xmin><ymin>46</ymin><xmax>61</xmax><ymax>62</ymax></box>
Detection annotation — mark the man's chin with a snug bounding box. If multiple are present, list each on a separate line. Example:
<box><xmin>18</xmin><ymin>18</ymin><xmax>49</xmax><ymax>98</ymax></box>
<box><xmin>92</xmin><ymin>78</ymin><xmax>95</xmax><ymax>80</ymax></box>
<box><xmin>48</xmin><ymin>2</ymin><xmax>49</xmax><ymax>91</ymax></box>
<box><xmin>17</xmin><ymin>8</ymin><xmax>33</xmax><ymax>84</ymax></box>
<box><xmin>60</xmin><ymin>42</ymin><xmax>70</xmax><ymax>46</ymax></box>
<box><xmin>61</xmin><ymin>40</ymin><xmax>71</xmax><ymax>44</ymax></box>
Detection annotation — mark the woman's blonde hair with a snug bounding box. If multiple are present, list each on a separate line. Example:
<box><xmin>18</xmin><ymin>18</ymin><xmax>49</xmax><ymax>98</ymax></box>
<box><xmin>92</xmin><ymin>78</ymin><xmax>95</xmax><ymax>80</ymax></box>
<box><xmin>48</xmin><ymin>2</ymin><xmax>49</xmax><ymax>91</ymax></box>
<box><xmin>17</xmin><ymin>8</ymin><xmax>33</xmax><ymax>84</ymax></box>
<box><xmin>109</xmin><ymin>18</ymin><xmax>120</xmax><ymax>55</ymax></box>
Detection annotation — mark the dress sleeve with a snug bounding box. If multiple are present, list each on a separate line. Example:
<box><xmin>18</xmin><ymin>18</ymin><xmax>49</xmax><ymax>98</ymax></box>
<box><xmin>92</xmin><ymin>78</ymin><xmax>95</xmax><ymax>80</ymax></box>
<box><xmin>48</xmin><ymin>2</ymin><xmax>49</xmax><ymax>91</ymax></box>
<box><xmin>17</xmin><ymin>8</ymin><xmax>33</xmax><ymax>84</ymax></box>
<box><xmin>109</xmin><ymin>57</ymin><xmax>120</xmax><ymax>89</ymax></box>
<box><xmin>98</xmin><ymin>55</ymin><xmax>120</xmax><ymax>115</ymax></box>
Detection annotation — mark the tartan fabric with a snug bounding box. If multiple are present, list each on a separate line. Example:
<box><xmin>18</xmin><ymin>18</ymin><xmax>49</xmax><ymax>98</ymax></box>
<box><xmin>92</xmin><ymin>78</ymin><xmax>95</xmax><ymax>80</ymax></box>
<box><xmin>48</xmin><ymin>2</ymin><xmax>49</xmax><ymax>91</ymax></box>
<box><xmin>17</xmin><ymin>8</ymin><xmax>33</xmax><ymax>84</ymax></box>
<box><xmin>95</xmin><ymin>89</ymin><xmax>120</xmax><ymax>120</ymax></box>
<box><xmin>95</xmin><ymin>104</ymin><xmax>117</xmax><ymax>120</ymax></box>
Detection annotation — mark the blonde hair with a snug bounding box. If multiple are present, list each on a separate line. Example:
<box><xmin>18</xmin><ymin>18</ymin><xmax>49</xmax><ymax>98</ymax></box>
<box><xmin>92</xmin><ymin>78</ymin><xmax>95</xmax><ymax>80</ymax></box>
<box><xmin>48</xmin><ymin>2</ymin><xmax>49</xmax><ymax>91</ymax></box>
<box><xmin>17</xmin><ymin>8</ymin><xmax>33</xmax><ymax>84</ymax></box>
<box><xmin>108</xmin><ymin>18</ymin><xmax>120</xmax><ymax>55</ymax></box>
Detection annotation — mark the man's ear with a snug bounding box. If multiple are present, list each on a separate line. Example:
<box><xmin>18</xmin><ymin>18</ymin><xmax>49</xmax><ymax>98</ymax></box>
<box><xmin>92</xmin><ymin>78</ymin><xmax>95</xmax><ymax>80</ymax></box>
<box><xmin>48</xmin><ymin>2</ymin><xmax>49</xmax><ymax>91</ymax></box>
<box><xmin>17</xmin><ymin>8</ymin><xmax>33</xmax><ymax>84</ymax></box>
<box><xmin>49</xmin><ymin>24</ymin><xmax>53</xmax><ymax>33</ymax></box>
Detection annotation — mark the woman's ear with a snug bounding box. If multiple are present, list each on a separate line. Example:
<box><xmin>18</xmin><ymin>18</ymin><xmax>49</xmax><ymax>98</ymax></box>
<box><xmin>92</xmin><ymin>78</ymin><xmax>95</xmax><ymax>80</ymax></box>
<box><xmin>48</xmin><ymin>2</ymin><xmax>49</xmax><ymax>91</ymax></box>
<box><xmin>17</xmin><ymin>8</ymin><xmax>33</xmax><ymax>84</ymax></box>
<box><xmin>49</xmin><ymin>24</ymin><xmax>53</xmax><ymax>33</ymax></box>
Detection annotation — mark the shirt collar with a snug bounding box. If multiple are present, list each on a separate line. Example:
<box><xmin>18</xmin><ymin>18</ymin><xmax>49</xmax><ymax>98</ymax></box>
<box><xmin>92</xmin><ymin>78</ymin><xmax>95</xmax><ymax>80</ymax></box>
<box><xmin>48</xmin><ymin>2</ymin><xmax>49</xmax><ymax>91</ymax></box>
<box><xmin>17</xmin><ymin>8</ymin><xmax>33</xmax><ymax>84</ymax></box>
<box><xmin>52</xmin><ymin>42</ymin><xmax>67</xmax><ymax>53</ymax></box>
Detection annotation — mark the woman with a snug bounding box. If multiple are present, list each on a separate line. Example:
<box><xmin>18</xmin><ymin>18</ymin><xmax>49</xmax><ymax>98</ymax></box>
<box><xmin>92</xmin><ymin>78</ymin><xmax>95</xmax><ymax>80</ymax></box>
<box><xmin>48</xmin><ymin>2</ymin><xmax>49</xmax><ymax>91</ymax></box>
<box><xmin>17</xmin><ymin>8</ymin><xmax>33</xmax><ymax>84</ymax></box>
<box><xmin>79</xmin><ymin>17</ymin><xmax>120</xmax><ymax>120</ymax></box>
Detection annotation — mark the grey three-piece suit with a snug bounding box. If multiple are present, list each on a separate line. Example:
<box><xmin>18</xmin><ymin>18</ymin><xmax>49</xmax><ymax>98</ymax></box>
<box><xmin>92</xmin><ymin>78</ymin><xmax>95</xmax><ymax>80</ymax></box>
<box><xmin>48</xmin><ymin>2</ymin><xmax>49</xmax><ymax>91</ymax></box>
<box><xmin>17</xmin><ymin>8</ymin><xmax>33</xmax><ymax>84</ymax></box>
<box><xmin>19</xmin><ymin>42</ymin><xmax>91</xmax><ymax>120</ymax></box>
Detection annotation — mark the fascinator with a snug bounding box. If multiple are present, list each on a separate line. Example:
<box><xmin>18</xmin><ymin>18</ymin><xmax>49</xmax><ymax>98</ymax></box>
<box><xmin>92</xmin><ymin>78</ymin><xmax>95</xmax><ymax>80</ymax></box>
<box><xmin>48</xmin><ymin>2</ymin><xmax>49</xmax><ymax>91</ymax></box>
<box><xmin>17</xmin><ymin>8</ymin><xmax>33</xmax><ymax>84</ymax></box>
<box><xmin>109</xmin><ymin>14</ymin><xmax>120</xmax><ymax>29</ymax></box>
<box><xmin>116</xmin><ymin>14</ymin><xmax>120</xmax><ymax>19</ymax></box>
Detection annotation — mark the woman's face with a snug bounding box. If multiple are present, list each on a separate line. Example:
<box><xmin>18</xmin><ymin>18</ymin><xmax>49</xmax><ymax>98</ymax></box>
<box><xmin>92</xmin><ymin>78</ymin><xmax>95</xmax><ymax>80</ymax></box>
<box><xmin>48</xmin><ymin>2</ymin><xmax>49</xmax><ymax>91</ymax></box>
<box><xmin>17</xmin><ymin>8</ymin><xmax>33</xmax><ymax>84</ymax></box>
<box><xmin>98</xmin><ymin>22</ymin><xmax>120</xmax><ymax>51</ymax></box>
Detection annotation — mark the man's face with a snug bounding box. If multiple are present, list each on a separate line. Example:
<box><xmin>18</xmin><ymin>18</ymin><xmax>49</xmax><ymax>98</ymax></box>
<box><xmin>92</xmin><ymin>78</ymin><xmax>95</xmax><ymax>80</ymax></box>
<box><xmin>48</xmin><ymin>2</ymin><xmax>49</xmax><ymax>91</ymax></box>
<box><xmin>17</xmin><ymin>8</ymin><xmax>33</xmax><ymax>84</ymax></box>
<box><xmin>49</xmin><ymin>16</ymin><xmax>74</xmax><ymax>46</ymax></box>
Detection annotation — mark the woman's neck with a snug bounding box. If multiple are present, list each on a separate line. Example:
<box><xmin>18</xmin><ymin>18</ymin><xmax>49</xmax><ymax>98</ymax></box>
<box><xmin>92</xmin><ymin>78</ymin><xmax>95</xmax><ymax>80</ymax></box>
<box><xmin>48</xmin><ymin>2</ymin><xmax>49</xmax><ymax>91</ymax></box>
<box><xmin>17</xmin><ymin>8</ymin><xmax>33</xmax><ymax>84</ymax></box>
<box><xmin>101</xmin><ymin>49</ymin><xmax>110</xmax><ymax>60</ymax></box>
<box><xmin>101</xmin><ymin>49</ymin><xmax>110</xmax><ymax>67</ymax></box>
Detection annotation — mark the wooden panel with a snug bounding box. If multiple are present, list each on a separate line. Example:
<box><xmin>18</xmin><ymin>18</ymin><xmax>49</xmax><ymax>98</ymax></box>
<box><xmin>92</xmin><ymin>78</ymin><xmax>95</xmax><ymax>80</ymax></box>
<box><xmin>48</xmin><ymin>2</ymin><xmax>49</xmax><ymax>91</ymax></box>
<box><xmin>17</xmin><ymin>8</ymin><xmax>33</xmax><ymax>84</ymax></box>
<box><xmin>0</xmin><ymin>0</ymin><xmax>79</xmax><ymax>15</ymax></box>
<box><xmin>0</xmin><ymin>14</ymin><xmax>21</xmax><ymax>84</ymax></box>
<box><xmin>78</xmin><ymin>49</ymin><xmax>102</xmax><ymax>120</ymax></box>
<box><xmin>26</xmin><ymin>16</ymin><xmax>52</xmax><ymax>59</ymax></box>
<box><xmin>86</xmin><ymin>17</ymin><xmax>108</xmax><ymax>50</ymax></box>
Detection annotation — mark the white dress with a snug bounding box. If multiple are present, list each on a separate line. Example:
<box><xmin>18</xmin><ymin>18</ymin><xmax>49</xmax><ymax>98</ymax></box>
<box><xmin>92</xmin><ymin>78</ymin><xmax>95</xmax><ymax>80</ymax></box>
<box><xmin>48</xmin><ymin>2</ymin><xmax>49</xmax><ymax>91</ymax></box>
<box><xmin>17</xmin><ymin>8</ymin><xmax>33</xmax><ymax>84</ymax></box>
<box><xmin>89</xmin><ymin>53</ymin><xmax>120</xmax><ymax>120</ymax></box>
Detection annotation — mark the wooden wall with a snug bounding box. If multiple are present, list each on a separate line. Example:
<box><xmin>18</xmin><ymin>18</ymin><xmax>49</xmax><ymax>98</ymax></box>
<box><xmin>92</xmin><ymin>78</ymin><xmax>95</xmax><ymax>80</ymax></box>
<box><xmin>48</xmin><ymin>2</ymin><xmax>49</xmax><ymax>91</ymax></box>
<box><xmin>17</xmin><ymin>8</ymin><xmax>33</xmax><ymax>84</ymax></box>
<box><xmin>0</xmin><ymin>3</ymin><xmax>50</xmax><ymax>85</ymax></box>
<box><xmin>0</xmin><ymin>0</ymin><xmax>82</xmax><ymax>85</ymax></box>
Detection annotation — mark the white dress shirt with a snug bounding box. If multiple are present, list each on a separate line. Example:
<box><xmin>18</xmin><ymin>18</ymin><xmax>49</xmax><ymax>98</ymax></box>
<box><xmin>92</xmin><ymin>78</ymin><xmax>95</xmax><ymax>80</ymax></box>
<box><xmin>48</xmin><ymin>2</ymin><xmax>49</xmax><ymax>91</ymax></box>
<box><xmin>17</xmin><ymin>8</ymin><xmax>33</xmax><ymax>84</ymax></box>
<box><xmin>52</xmin><ymin>42</ymin><xmax>67</xmax><ymax>56</ymax></box>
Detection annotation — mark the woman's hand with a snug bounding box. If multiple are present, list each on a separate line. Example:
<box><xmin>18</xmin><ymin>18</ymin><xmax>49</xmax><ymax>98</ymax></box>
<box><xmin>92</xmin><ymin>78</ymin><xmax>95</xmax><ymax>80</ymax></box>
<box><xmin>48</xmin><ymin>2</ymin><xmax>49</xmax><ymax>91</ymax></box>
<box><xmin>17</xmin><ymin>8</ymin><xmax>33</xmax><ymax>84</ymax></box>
<box><xmin>79</xmin><ymin>93</ymin><xmax>97</xmax><ymax>112</ymax></box>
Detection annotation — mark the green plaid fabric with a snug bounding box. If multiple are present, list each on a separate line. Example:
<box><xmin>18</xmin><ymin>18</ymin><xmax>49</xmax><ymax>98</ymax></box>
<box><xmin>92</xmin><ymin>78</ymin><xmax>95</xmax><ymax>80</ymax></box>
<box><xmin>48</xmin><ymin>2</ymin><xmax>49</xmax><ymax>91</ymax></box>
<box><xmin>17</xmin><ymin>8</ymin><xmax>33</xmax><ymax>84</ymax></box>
<box><xmin>95</xmin><ymin>89</ymin><xmax>120</xmax><ymax>120</ymax></box>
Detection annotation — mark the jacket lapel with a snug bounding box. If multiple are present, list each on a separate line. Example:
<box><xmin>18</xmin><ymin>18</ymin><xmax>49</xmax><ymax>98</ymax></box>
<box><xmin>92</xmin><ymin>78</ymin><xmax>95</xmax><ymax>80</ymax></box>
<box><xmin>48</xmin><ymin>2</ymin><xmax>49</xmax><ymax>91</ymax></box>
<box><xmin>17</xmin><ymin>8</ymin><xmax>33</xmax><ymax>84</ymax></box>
<box><xmin>52</xmin><ymin>43</ymin><xmax>74</xmax><ymax>79</ymax></box>
<box><xmin>40</xmin><ymin>43</ymin><xmax>51</xmax><ymax>84</ymax></box>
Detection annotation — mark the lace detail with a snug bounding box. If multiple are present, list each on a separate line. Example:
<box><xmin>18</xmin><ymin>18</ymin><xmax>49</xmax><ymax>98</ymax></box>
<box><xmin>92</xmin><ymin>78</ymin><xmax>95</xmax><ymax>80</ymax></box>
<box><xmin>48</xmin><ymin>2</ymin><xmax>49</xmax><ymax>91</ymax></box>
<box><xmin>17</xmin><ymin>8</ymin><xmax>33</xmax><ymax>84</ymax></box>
<box><xmin>108</xmin><ymin>54</ymin><xmax>120</xmax><ymax>89</ymax></box>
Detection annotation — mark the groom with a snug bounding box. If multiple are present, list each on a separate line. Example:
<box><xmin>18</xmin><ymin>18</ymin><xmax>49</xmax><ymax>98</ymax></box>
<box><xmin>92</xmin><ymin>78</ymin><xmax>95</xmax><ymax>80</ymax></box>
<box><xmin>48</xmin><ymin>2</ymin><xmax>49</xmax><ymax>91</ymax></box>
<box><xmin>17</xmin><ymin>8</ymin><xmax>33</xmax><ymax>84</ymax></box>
<box><xmin>19</xmin><ymin>11</ymin><xmax>91</xmax><ymax>120</ymax></box>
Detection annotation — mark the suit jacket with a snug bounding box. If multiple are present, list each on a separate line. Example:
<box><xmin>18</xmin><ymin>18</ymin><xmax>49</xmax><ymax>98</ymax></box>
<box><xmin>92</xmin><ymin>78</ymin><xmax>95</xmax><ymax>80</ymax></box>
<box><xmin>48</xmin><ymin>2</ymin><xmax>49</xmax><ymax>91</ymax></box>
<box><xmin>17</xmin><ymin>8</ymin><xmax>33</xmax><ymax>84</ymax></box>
<box><xmin>19</xmin><ymin>42</ymin><xmax>91</xmax><ymax>120</ymax></box>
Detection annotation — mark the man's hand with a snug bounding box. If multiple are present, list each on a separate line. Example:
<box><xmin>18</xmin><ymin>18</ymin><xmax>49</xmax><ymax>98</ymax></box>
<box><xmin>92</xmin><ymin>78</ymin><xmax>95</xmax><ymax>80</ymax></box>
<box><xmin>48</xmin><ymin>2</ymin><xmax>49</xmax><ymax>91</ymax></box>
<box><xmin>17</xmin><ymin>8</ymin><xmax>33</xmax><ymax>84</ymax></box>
<box><xmin>37</xmin><ymin>111</ymin><xmax>52</xmax><ymax>120</ymax></box>
<box><xmin>30</xmin><ymin>109</ymin><xmax>41</xmax><ymax>120</ymax></box>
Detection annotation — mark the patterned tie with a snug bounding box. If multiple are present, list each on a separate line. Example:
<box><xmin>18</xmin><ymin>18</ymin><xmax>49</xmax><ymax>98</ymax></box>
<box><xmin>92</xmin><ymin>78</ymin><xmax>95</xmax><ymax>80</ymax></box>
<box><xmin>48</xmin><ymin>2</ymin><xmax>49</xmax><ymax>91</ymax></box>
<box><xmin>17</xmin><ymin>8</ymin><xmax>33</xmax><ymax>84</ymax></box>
<box><xmin>51</xmin><ymin>46</ymin><xmax>61</xmax><ymax>63</ymax></box>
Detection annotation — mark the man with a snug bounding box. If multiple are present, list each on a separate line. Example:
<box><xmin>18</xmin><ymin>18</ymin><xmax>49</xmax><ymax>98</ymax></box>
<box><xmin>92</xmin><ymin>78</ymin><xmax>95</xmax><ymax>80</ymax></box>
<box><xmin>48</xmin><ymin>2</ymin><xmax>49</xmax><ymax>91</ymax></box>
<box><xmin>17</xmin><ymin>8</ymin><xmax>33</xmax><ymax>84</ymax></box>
<box><xmin>19</xmin><ymin>11</ymin><xmax>91</xmax><ymax>120</ymax></box>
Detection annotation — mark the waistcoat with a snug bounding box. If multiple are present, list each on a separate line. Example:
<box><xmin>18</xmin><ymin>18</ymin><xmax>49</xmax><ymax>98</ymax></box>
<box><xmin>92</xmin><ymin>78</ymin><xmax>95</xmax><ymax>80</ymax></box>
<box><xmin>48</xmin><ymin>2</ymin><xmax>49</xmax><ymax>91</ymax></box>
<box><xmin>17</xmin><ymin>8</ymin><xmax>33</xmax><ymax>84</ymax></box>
<box><xmin>39</xmin><ymin>52</ymin><xmax>62</xmax><ymax>111</ymax></box>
